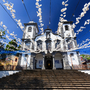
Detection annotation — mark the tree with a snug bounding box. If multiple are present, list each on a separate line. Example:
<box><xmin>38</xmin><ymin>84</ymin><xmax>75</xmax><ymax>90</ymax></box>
<box><xmin>0</xmin><ymin>29</ymin><xmax>6</xmax><ymax>49</ymax></box>
<box><xmin>0</xmin><ymin>29</ymin><xmax>7</xmax><ymax>61</ymax></box>
<box><xmin>5</xmin><ymin>39</ymin><xmax>21</xmax><ymax>51</ymax></box>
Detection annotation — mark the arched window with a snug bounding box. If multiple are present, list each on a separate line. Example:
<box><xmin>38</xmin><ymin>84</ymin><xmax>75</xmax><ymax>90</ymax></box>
<box><xmin>25</xmin><ymin>41</ymin><xmax>30</xmax><ymax>49</ymax></box>
<box><xmin>28</xmin><ymin>27</ymin><xmax>32</xmax><ymax>32</ymax></box>
<box><xmin>65</xmin><ymin>25</ymin><xmax>69</xmax><ymax>30</ymax></box>
<box><xmin>55</xmin><ymin>40</ymin><xmax>60</xmax><ymax>48</ymax></box>
<box><xmin>37</xmin><ymin>40</ymin><xmax>42</xmax><ymax>50</ymax></box>
<box><xmin>46</xmin><ymin>32</ymin><xmax>50</xmax><ymax>39</ymax></box>
<box><xmin>46</xmin><ymin>40</ymin><xmax>51</xmax><ymax>51</ymax></box>
<box><xmin>15</xmin><ymin>58</ymin><xmax>17</xmax><ymax>62</ymax></box>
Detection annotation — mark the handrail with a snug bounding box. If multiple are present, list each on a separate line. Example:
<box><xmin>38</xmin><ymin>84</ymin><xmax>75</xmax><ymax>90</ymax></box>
<box><xmin>72</xmin><ymin>65</ymin><xmax>90</xmax><ymax>70</ymax></box>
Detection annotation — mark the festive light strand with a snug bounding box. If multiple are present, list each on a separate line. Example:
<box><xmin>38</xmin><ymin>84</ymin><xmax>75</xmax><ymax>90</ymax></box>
<box><xmin>57</xmin><ymin>0</ymin><xmax>69</xmax><ymax>34</ymax></box>
<box><xmin>0</xmin><ymin>21</ymin><xmax>21</xmax><ymax>45</ymax></box>
<box><xmin>1</xmin><ymin>0</ymin><xmax>24</xmax><ymax>31</ymax></box>
<box><xmin>73</xmin><ymin>2</ymin><xmax>90</xmax><ymax>29</ymax></box>
<box><xmin>76</xmin><ymin>19</ymin><xmax>90</xmax><ymax>35</ymax></box>
<box><xmin>35</xmin><ymin>0</ymin><xmax>44</xmax><ymax>34</ymax></box>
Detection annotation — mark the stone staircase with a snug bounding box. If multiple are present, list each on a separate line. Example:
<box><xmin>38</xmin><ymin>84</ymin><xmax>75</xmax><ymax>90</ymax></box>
<box><xmin>0</xmin><ymin>70</ymin><xmax>90</xmax><ymax>89</ymax></box>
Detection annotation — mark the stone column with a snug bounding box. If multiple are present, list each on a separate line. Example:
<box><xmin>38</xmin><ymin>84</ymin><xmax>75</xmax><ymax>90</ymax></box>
<box><xmin>53</xmin><ymin>55</ymin><xmax>56</xmax><ymax>69</ymax></box>
<box><xmin>35</xmin><ymin>42</ymin><xmax>37</xmax><ymax>51</ymax></box>
<box><xmin>42</xmin><ymin>55</ymin><xmax>45</xmax><ymax>70</ymax></box>
<box><xmin>51</xmin><ymin>41</ymin><xmax>54</xmax><ymax>51</ymax></box>
<box><xmin>23</xmin><ymin>42</ymin><xmax>25</xmax><ymax>50</ymax></box>
<box><xmin>33</xmin><ymin>56</ymin><xmax>35</xmax><ymax>69</ymax></box>
<box><xmin>42</xmin><ymin>41</ymin><xmax>44</xmax><ymax>51</ymax></box>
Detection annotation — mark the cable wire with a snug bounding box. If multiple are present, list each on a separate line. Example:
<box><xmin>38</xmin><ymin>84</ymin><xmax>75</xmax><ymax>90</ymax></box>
<box><xmin>78</xmin><ymin>30</ymin><xmax>90</xmax><ymax>40</ymax></box>
<box><xmin>0</xmin><ymin>3</ymin><xmax>23</xmax><ymax>32</ymax></box>
<box><xmin>22</xmin><ymin>0</ymin><xmax>31</xmax><ymax>21</ymax></box>
<box><xmin>49</xmin><ymin>0</ymin><xmax>51</xmax><ymax>28</ymax></box>
<box><xmin>70</xmin><ymin>0</ymin><xmax>80</xmax><ymax>20</ymax></box>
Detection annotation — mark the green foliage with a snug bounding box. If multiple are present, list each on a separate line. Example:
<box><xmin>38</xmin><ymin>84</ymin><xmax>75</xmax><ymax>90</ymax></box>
<box><xmin>0</xmin><ymin>29</ymin><xmax>6</xmax><ymax>39</ymax></box>
<box><xmin>80</xmin><ymin>54</ymin><xmax>90</xmax><ymax>60</ymax></box>
<box><xmin>5</xmin><ymin>39</ymin><xmax>21</xmax><ymax>51</ymax></box>
<box><xmin>0</xmin><ymin>29</ymin><xmax>6</xmax><ymax>49</ymax></box>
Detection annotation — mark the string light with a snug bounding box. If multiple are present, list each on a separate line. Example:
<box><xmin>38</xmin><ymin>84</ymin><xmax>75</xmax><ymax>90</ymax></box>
<box><xmin>73</xmin><ymin>2</ymin><xmax>90</xmax><ymax>28</ymax></box>
<box><xmin>35</xmin><ymin>0</ymin><xmax>44</xmax><ymax>34</ymax></box>
<box><xmin>57</xmin><ymin>0</ymin><xmax>69</xmax><ymax>34</ymax></box>
<box><xmin>1</xmin><ymin>0</ymin><xmax>24</xmax><ymax>31</ymax></box>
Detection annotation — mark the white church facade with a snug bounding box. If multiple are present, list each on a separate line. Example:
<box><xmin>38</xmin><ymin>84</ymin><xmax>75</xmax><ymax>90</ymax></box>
<box><xmin>18</xmin><ymin>21</ymin><xmax>81</xmax><ymax>69</ymax></box>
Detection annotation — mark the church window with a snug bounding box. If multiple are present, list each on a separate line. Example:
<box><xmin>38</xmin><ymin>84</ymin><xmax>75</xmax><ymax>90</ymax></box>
<box><xmin>37</xmin><ymin>40</ymin><xmax>42</xmax><ymax>50</ymax></box>
<box><xmin>28</xmin><ymin>27</ymin><xmax>32</xmax><ymax>32</ymax></box>
<box><xmin>46</xmin><ymin>32</ymin><xmax>50</xmax><ymax>39</ymax></box>
<box><xmin>25</xmin><ymin>41</ymin><xmax>30</xmax><ymax>49</ymax></box>
<box><xmin>55</xmin><ymin>60</ymin><xmax>59</xmax><ymax>64</ymax></box>
<box><xmin>39</xmin><ymin>60</ymin><xmax>43</xmax><ymax>64</ymax></box>
<box><xmin>70</xmin><ymin>53</ymin><xmax>74</xmax><ymax>57</ymax></box>
<box><xmin>55</xmin><ymin>40</ymin><xmax>60</xmax><ymax>48</ymax></box>
<box><xmin>15</xmin><ymin>58</ymin><xmax>17</xmax><ymax>62</ymax></box>
<box><xmin>65</xmin><ymin>25</ymin><xmax>69</xmax><ymax>30</ymax></box>
<box><xmin>68</xmin><ymin>42</ymin><xmax>73</xmax><ymax>50</ymax></box>
<box><xmin>46</xmin><ymin>40</ymin><xmax>51</xmax><ymax>51</ymax></box>
<box><xmin>25</xmin><ymin>54</ymin><xmax>28</xmax><ymax>57</ymax></box>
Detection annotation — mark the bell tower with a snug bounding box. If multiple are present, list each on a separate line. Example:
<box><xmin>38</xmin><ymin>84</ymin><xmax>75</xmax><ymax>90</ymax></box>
<box><xmin>22</xmin><ymin>21</ymin><xmax>39</xmax><ymax>51</ymax></box>
<box><xmin>23</xmin><ymin>21</ymin><xmax>39</xmax><ymax>39</ymax></box>
<box><xmin>57</xmin><ymin>20</ymin><xmax>77</xmax><ymax>50</ymax></box>
<box><xmin>62</xmin><ymin>21</ymin><xmax>77</xmax><ymax>50</ymax></box>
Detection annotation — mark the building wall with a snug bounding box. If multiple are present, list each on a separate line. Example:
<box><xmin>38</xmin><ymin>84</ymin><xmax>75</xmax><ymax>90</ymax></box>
<box><xmin>35</xmin><ymin>31</ymin><xmax>63</xmax><ymax>52</ymax></box>
<box><xmin>36</xmin><ymin>54</ymin><xmax>43</xmax><ymax>69</ymax></box>
<box><xmin>55</xmin><ymin>53</ymin><xmax>63</xmax><ymax>68</ymax></box>
<box><xmin>25</xmin><ymin>25</ymin><xmax>33</xmax><ymax>39</ymax></box>
<box><xmin>20</xmin><ymin>53</ymin><xmax>31</xmax><ymax>69</ymax></box>
<box><xmin>63</xmin><ymin>24</ymin><xmax>74</xmax><ymax>37</ymax></box>
<box><xmin>20</xmin><ymin>21</ymin><xmax>79</xmax><ymax>70</ymax></box>
<box><xmin>67</xmin><ymin>52</ymin><xmax>79</xmax><ymax>66</ymax></box>
<box><xmin>63</xmin><ymin>53</ymin><xmax>71</xmax><ymax>69</ymax></box>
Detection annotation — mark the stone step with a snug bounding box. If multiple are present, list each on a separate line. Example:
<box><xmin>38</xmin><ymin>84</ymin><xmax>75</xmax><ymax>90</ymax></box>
<box><xmin>0</xmin><ymin>70</ymin><xmax>90</xmax><ymax>89</ymax></box>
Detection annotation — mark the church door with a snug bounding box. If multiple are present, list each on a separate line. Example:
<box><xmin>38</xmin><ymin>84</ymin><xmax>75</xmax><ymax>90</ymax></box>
<box><xmin>45</xmin><ymin>56</ymin><xmax>52</xmax><ymax>69</ymax></box>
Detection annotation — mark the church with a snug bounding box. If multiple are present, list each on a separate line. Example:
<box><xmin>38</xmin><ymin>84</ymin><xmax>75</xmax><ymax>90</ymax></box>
<box><xmin>18</xmin><ymin>20</ymin><xmax>81</xmax><ymax>70</ymax></box>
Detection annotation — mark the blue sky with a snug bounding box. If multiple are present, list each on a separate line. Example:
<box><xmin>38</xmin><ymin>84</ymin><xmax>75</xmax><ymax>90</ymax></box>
<box><xmin>0</xmin><ymin>0</ymin><xmax>90</xmax><ymax>54</ymax></box>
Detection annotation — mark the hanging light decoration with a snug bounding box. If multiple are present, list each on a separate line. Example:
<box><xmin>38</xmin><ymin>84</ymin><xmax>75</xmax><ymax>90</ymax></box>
<box><xmin>2</xmin><ymin>0</ymin><xmax>24</xmax><ymax>31</ymax></box>
<box><xmin>35</xmin><ymin>0</ymin><xmax>44</xmax><ymax>34</ymax></box>
<box><xmin>57</xmin><ymin>0</ymin><xmax>69</xmax><ymax>34</ymax></box>
<box><xmin>76</xmin><ymin>19</ymin><xmax>90</xmax><ymax>35</ymax></box>
<box><xmin>73</xmin><ymin>2</ymin><xmax>90</xmax><ymax>28</ymax></box>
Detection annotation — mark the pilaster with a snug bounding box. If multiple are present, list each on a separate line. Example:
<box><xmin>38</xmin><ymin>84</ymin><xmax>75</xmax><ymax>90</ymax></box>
<box><xmin>42</xmin><ymin>55</ymin><xmax>45</xmax><ymax>70</ymax></box>
<box><xmin>53</xmin><ymin>55</ymin><xmax>56</xmax><ymax>69</ymax></box>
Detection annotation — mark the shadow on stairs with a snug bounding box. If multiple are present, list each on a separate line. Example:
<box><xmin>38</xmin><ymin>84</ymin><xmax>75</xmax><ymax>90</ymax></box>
<box><xmin>0</xmin><ymin>70</ymin><xmax>90</xmax><ymax>89</ymax></box>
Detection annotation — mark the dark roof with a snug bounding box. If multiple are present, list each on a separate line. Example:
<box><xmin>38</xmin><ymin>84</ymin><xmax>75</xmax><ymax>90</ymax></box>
<box><xmin>61</xmin><ymin>21</ymin><xmax>73</xmax><ymax>24</ymax></box>
<box><xmin>44</xmin><ymin>28</ymin><xmax>52</xmax><ymax>33</ymax></box>
<box><xmin>21</xmin><ymin>38</ymin><xmax>31</xmax><ymax>41</ymax></box>
<box><xmin>24</xmin><ymin>22</ymin><xmax>39</xmax><ymax>32</ymax></box>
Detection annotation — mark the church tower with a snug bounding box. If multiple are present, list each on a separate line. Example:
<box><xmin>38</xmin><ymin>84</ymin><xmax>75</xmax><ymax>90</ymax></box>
<box><xmin>22</xmin><ymin>21</ymin><xmax>39</xmax><ymax>51</ymax></box>
<box><xmin>19</xmin><ymin>21</ymin><xmax>39</xmax><ymax>69</ymax></box>
<box><xmin>57</xmin><ymin>20</ymin><xmax>77</xmax><ymax>50</ymax></box>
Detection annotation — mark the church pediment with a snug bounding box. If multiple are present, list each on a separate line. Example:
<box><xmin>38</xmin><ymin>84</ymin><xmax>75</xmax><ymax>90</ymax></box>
<box><xmin>35</xmin><ymin>29</ymin><xmax>62</xmax><ymax>42</ymax></box>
